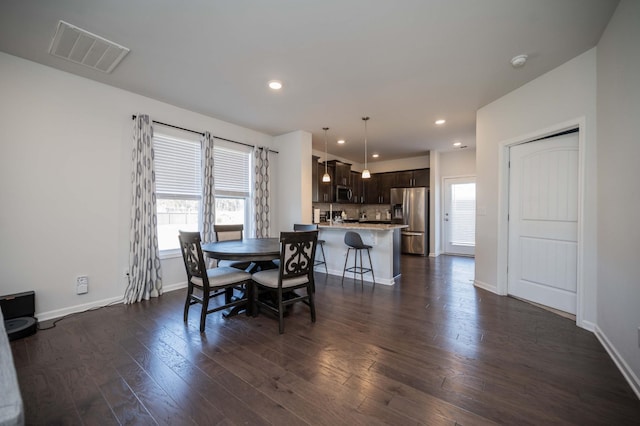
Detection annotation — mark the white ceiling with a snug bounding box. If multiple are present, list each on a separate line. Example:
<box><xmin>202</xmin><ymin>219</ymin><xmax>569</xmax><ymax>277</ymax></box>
<box><xmin>0</xmin><ymin>0</ymin><xmax>619</xmax><ymax>163</ymax></box>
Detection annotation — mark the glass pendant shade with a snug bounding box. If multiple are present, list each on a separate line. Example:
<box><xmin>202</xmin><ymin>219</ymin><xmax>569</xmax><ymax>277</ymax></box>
<box><xmin>361</xmin><ymin>116</ymin><xmax>371</xmax><ymax>179</ymax></box>
<box><xmin>322</xmin><ymin>127</ymin><xmax>331</xmax><ymax>182</ymax></box>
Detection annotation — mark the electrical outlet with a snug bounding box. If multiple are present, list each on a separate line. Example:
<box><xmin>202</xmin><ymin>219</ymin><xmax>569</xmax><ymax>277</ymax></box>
<box><xmin>76</xmin><ymin>275</ymin><xmax>88</xmax><ymax>294</ymax></box>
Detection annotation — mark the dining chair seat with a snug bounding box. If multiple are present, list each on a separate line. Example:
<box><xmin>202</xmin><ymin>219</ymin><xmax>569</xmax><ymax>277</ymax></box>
<box><xmin>190</xmin><ymin>267</ymin><xmax>252</xmax><ymax>287</ymax></box>
<box><xmin>252</xmin><ymin>269</ymin><xmax>310</xmax><ymax>288</ymax></box>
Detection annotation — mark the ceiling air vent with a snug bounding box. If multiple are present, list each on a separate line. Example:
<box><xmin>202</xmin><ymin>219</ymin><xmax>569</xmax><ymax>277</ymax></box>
<box><xmin>48</xmin><ymin>20</ymin><xmax>130</xmax><ymax>73</ymax></box>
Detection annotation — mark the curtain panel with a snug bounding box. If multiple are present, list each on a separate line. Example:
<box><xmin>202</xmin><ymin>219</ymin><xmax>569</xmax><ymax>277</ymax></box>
<box><xmin>124</xmin><ymin>114</ymin><xmax>163</xmax><ymax>304</ymax></box>
<box><xmin>201</xmin><ymin>131</ymin><xmax>216</xmax><ymax>243</ymax></box>
<box><xmin>254</xmin><ymin>147</ymin><xmax>270</xmax><ymax>238</ymax></box>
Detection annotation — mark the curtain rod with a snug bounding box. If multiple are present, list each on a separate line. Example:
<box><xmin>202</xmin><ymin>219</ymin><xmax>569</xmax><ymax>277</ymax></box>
<box><xmin>131</xmin><ymin>115</ymin><xmax>278</xmax><ymax>154</ymax></box>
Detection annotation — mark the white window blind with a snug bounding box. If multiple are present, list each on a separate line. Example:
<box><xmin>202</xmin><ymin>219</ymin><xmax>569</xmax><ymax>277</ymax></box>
<box><xmin>154</xmin><ymin>135</ymin><xmax>201</xmax><ymax>199</ymax></box>
<box><xmin>450</xmin><ymin>183</ymin><xmax>476</xmax><ymax>246</ymax></box>
<box><xmin>214</xmin><ymin>145</ymin><xmax>251</xmax><ymax>197</ymax></box>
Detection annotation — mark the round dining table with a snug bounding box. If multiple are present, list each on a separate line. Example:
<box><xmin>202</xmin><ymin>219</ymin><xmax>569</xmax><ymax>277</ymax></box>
<box><xmin>201</xmin><ymin>237</ymin><xmax>280</xmax><ymax>263</ymax></box>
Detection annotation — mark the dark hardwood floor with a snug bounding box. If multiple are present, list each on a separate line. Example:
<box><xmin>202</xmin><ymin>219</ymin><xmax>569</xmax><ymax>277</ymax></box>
<box><xmin>10</xmin><ymin>255</ymin><xmax>640</xmax><ymax>425</ymax></box>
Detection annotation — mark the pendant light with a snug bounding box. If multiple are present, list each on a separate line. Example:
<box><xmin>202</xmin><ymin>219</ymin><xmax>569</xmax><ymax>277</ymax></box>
<box><xmin>361</xmin><ymin>117</ymin><xmax>371</xmax><ymax>179</ymax></box>
<box><xmin>322</xmin><ymin>127</ymin><xmax>331</xmax><ymax>182</ymax></box>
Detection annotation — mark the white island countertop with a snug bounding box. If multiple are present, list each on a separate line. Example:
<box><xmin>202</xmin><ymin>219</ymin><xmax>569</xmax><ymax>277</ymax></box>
<box><xmin>317</xmin><ymin>222</ymin><xmax>407</xmax><ymax>231</ymax></box>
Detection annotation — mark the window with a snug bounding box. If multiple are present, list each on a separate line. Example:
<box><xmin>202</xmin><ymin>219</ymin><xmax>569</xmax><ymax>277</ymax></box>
<box><xmin>213</xmin><ymin>144</ymin><xmax>252</xmax><ymax>229</ymax></box>
<box><xmin>154</xmin><ymin>133</ymin><xmax>201</xmax><ymax>252</ymax></box>
<box><xmin>153</xmin><ymin>132</ymin><xmax>253</xmax><ymax>252</ymax></box>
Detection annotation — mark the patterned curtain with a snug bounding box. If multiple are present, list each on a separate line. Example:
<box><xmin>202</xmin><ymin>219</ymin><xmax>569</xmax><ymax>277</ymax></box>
<box><xmin>124</xmin><ymin>114</ymin><xmax>163</xmax><ymax>304</ymax></box>
<box><xmin>254</xmin><ymin>146</ymin><xmax>270</xmax><ymax>238</ymax></box>
<box><xmin>201</xmin><ymin>131</ymin><xmax>215</xmax><ymax>243</ymax></box>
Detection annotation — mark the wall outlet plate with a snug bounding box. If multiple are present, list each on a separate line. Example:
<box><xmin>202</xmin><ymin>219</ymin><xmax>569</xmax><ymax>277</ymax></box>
<box><xmin>76</xmin><ymin>275</ymin><xmax>88</xmax><ymax>294</ymax></box>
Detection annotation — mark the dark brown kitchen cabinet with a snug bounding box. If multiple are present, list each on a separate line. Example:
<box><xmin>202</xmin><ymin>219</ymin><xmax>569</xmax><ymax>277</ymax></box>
<box><xmin>392</xmin><ymin>168</ymin><xmax>430</xmax><ymax>187</ymax></box>
<box><xmin>328</xmin><ymin>160</ymin><xmax>351</xmax><ymax>187</ymax></box>
<box><xmin>364</xmin><ymin>172</ymin><xmax>394</xmax><ymax>204</ymax></box>
<box><xmin>317</xmin><ymin>161</ymin><xmax>334</xmax><ymax>203</ymax></box>
<box><xmin>350</xmin><ymin>171</ymin><xmax>364</xmax><ymax>204</ymax></box>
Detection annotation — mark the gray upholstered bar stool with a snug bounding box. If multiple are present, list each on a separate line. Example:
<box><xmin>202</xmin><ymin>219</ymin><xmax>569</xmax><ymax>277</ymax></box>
<box><xmin>293</xmin><ymin>224</ymin><xmax>327</xmax><ymax>274</ymax></box>
<box><xmin>341</xmin><ymin>231</ymin><xmax>375</xmax><ymax>288</ymax></box>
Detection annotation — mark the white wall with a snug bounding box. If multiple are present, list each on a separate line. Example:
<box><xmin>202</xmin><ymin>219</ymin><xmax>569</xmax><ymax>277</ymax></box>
<box><xmin>439</xmin><ymin>148</ymin><xmax>476</xmax><ymax>178</ymax></box>
<box><xmin>0</xmin><ymin>52</ymin><xmax>274</xmax><ymax>320</ymax></box>
<box><xmin>275</xmin><ymin>131</ymin><xmax>312</xmax><ymax>232</ymax></box>
<box><xmin>475</xmin><ymin>49</ymin><xmax>598</xmax><ymax>327</ymax></box>
<box><xmin>596</xmin><ymin>0</ymin><xmax>640</xmax><ymax>393</ymax></box>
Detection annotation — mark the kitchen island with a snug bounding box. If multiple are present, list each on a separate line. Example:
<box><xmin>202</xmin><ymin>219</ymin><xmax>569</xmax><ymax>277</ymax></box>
<box><xmin>317</xmin><ymin>222</ymin><xmax>407</xmax><ymax>285</ymax></box>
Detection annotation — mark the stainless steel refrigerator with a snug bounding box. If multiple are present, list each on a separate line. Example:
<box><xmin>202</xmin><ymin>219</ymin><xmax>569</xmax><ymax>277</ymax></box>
<box><xmin>391</xmin><ymin>187</ymin><xmax>429</xmax><ymax>255</ymax></box>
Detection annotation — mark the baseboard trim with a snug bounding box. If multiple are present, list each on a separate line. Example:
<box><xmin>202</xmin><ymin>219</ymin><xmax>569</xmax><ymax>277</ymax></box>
<box><xmin>594</xmin><ymin>325</ymin><xmax>640</xmax><ymax>400</ymax></box>
<box><xmin>473</xmin><ymin>279</ymin><xmax>497</xmax><ymax>294</ymax></box>
<box><xmin>36</xmin><ymin>281</ymin><xmax>188</xmax><ymax>322</ymax></box>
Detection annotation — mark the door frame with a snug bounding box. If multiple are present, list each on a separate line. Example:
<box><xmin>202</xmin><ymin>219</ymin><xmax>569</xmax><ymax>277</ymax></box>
<box><xmin>496</xmin><ymin>117</ymin><xmax>587</xmax><ymax>327</ymax></box>
<box><xmin>441</xmin><ymin>175</ymin><xmax>476</xmax><ymax>256</ymax></box>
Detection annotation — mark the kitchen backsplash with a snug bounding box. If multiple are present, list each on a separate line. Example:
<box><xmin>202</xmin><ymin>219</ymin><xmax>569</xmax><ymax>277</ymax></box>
<box><xmin>312</xmin><ymin>203</ymin><xmax>392</xmax><ymax>222</ymax></box>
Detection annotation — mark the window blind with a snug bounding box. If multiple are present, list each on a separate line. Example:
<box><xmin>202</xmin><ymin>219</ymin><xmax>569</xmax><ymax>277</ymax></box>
<box><xmin>214</xmin><ymin>146</ymin><xmax>251</xmax><ymax>197</ymax></box>
<box><xmin>154</xmin><ymin>135</ymin><xmax>201</xmax><ymax>199</ymax></box>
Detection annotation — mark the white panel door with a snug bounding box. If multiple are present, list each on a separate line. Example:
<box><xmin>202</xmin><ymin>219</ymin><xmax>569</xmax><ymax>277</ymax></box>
<box><xmin>508</xmin><ymin>132</ymin><xmax>579</xmax><ymax>314</ymax></box>
<box><xmin>443</xmin><ymin>177</ymin><xmax>476</xmax><ymax>256</ymax></box>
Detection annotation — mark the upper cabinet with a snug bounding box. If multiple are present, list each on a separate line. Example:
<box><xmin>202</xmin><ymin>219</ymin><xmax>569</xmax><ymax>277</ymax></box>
<box><xmin>393</xmin><ymin>168</ymin><xmax>430</xmax><ymax>187</ymax></box>
<box><xmin>328</xmin><ymin>160</ymin><xmax>352</xmax><ymax>187</ymax></box>
<box><xmin>317</xmin><ymin>161</ymin><xmax>334</xmax><ymax>203</ymax></box>
<box><xmin>351</xmin><ymin>171</ymin><xmax>364</xmax><ymax>204</ymax></box>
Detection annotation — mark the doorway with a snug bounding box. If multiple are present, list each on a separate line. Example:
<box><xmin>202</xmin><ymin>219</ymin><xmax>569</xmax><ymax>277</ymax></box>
<box><xmin>507</xmin><ymin>130</ymin><xmax>579</xmax><ymax>314</ymax></box>
<box><xmin>443</xmin><ymin>177</ymin><xmax>476</xmax><ymax>256</ymax></box>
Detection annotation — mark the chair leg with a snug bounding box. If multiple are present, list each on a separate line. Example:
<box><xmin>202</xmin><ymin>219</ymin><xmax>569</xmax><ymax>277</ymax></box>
<box><xmin>278</xmin><ymin>288</ymin><xmax>285</xmax><ymax>334</ymax></box>
<box><xmin>353</xmin><ymin>249</ymin><xmax>358</xmax><ymax>284</ymax></box>
<box><xmin>359</xmin><ymin>249</ymin><xmax>365</xmax><ymax>289</ymax></box>
<box><xmin>367</xmin><ymin>248</ymin><xmax>375</xmax><ymax>288</ymax></box>
<box><xmin>200</xmin><ymin>291</ymin><xmax>209</xmax><ymax>333</ymax></box>
<box><xmin>184</xmin><ymin>284</ymin><xmax>193</xmax><ymax>323</ymax></box>
<box><xmin>319</xmin><ymin>243</ymin><xmax>328</xmax><ymax>274</ymax></box>
<box><xmin>308</xmin><ymin>283</ymin><xmax>316</xmax><ymax>323</ymax></box>
<box><xmin>341</xmin><ymin>248</ymin><xmax>351</xmax><ymax>286</ymax></box>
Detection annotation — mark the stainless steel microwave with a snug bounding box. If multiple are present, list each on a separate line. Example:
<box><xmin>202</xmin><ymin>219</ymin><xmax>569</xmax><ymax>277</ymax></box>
<box><xmin>335</xmin><ymin>185</ymin><xmax>353</xmax><ymax>203</ymax></box>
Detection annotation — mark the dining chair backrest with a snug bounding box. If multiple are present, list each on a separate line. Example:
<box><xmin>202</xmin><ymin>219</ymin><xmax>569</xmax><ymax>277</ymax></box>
<box><xmin>178</xmin><ymin>231</ymin><xmax>207</xmax><ymax>286</ymax></box>
<box><xmin>279</xmin><ymin>231</ymin><xmax>318</xmax><ymax>283</ymax></box>
<box><xmin>214</xmin><ymin>224</ymin><xmax>243</xmax><ymax>242</ymax></box>
<box><xmin>293</xmin><ymin>223</ymin><xmax>318</xmax><ymax>232</ymax></box>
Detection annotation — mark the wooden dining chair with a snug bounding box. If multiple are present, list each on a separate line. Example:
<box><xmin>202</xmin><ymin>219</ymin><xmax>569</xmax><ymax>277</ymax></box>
<box><xmin>178</xmin><ymin>231</ymin><xmax>252</xmax><ymax>332</ymax></box>
<box><xmin>213</xmin><ymin>224</ymin><xmax>252</xmax><ymax>270</ymax></box>
<box><xmin>251</xmin><ymin>231</ymin><xmax>318</xmax><ymax>334</ymax></box>
<box><xmin>293</xmin><ymin>223</ymin><xmax>327</xmax><ymax>274</ymax></box>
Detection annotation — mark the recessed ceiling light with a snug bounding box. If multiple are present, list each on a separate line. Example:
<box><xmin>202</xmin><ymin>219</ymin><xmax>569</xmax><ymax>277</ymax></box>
<box><xmin>372</xmin><ymin>153</ymin><xmax>379</xmax><ymax>158</ymax></box>
<box><xmin>453</xmin><ymin>142</ymin><xmax>462</xmax><ymax>146</ymax></box>
<box><xmin>268</xmin><ymin>80</ymin><xmax>282</xmax><ymax>90</ymax></box>
<box><xmin>337</xmin><ymin>139</ymin><xmax>345</xmax><ymax>144</ymax></box>
<box><xmin>435</xmin><ymin>119</ymin><xmax>446</xmax><ymax>125</ymax></box>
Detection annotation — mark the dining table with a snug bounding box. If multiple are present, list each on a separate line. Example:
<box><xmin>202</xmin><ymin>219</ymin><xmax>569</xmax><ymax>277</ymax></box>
<box><xmin>201</xmin><ymin>237</ymin><xmax>280</xmax><ymax>266</ymax></box>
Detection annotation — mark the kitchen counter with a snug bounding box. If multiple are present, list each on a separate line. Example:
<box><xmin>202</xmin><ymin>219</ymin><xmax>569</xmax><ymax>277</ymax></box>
<box><xmin>318</xmin><ymin>221</ymin><xmax>406</xmax><ymax>231</ymax></box>
<box><xmin>316</xmin><ymin>223</ymin><xmax>404</xmax><ymax>285</ymax></box>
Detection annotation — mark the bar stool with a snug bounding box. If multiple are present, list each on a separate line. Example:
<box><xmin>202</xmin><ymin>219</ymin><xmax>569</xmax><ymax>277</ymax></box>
<box><xmin>341</xmin><ymin>231</ymin><xmax>375</xmax><ymax>288</ymax></box>
<box><xmin>293</xmin><ymin>224</ymin><xmax>327</xmax><ymax>273</ymax></box>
